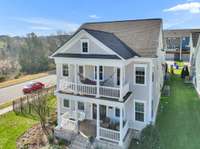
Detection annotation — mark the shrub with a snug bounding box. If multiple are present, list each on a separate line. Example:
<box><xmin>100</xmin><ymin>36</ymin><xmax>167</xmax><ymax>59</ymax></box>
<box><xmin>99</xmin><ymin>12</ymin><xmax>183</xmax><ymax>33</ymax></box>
<box><xmin>0</xmin><ymin>76</ymin><xmax>6</xmax><ymax>82</ymax></box>
<box><xmin>48</xmin><ymin>135</ymin><xmax>54</xmax><ymax>144</ymax></box>
<box><xmin>14</xmin><ymin>72</ymin><xmax>21</xmax><ymax>79</ymax></box>
<box><xmin>138</xmin><ymin>125</ymin><xmax>160</xmax><ymax>149</ymax></box>
<box><xmin>89</xmin><ymin>136</ymin><xmax>95</xmax><ymax>144</ymax></box>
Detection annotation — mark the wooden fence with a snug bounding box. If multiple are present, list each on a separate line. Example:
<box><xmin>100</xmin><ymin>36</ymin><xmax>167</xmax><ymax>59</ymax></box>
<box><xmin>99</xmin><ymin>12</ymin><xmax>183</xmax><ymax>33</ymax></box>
<box><xmin>13</xmin><ymin>85</ymin><xmax>56</xmax><ymax>114</ymax></box>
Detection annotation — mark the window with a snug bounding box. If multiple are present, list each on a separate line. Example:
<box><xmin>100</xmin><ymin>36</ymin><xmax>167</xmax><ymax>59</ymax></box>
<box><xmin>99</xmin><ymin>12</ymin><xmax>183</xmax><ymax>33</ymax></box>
<box><xmin>63</xmin><ymin>99</ymin><xmax>70</xmax><ymax>108</ymax></box>
<box><xmin>117</xmin><ymin>68</ymin><xmax>120</xmax><ymax>86</ymax></box>
<box><xmin>94</xmin><ymin>66</ymin><xmax>104</xmax><ymax>81</ymax></box>
<box><xmin>78</xmin><ymin>102</ymin><xmax>84</xmax><ymax>111</ymax></box>
<box><xmin>63</xmin><ymin>64</ymin><xmax>69</xmax><ymax>77</ymax></box>
<box><xmin>79</xmin><ymin>66</ymin><xmax>84</xmax><ymax>76</ymax></box>
<box><xmin>135</xmin><ymin>102</ymin><xmax>145</xmax><ymax>122</ymax></box>
<box><xmin>115</xmin><ymin>108</ymin><xmax>120</xmax><ymax>117</ymax></box>
<box><xmin>135</xmin><ymin>65</ymin><xmax>146</xmax><ymax>85</ymax></box>
<box><xmin>82</xmin><ymin>42</ymin><xmax>88</xmax><ymax>53</ymax></box>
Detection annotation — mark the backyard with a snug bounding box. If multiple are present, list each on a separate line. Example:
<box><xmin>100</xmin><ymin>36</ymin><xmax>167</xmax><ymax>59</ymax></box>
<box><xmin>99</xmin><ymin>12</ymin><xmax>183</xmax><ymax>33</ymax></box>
<box><xmin>130</xmin><ymin>75</ymin><xmax>200</xmax><ymax>149</ymax></box>
<box><xmin>0</xmin><ymin>95</ymin><xmax>56</xmax><ymax>149</ymax></box>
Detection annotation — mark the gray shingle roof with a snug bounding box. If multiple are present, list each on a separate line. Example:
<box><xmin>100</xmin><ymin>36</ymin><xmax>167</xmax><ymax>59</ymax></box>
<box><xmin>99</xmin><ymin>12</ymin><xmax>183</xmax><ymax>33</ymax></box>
<box><xmin>80</xmin><ymin>18</ymin><xmax>162</xmax><ymax>58</ymax></box>
<box><xmin>84</xmin><ymin>29</ymin><xmax>139</xmax><ymax>59</ymax></box>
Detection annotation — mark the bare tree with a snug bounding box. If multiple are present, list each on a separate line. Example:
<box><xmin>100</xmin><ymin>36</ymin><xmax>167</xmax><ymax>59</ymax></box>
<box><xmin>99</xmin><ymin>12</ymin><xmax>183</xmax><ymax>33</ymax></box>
<box><xmin>31</xmin><ymin>94</ymin><xmax>50</xmax><ymax>137</ymax></box>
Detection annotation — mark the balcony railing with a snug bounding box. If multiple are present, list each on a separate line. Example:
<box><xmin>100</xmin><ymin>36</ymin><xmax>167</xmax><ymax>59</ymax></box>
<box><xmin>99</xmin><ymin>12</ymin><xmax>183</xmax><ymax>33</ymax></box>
<box><xmin>99</xmin><ymin>127</ymin><xmax>120</xmax><ymax>142</ymax></box>
<box><xmin>59</xmin><ymin>79</ymin><xmax>129</xmax><ymax>99</ymax></box>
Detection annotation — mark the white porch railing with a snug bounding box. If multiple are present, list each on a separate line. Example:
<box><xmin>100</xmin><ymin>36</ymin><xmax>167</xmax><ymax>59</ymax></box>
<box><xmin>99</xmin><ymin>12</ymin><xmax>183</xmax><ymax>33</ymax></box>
<box><xmin>99</xmin><ymin>86</ymin><xmax>120</xmax><ymax>98</ymax></box>
<box><xmin>99</xmin><ymin>127</ymin><xmax>120</xmax><ymax>142</ymax></box>
<box><xmin>59</xmin><ymin>79</ymin><xmax>129</xmax><ymax>99</ymax></box>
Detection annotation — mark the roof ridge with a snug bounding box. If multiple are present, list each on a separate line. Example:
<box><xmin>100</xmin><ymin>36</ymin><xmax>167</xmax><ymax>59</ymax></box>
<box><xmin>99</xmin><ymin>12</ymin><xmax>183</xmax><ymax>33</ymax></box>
<box><xmin>81</xmin><ymin>18</ymin><xmax>162</xmax><ymax>26</ymax></box>
<box><xmin>83</xmin><ymin>28</ymin><xmax>114</xmax><ymax>34</ymax></box>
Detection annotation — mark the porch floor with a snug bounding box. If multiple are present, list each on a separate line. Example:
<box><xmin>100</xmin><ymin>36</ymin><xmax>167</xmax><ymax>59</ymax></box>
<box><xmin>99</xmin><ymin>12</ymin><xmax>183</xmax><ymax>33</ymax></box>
<box><xmin>79</xmin><ymin>119</ymin><xmax>96</xmax><ymax>137</ymax></box>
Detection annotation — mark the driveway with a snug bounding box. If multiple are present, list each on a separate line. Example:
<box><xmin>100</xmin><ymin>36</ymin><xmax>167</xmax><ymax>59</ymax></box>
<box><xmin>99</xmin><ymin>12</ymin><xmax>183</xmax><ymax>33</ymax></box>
<box><xmin>0</xmin><ymin>74</ymin><xmax>56</xmax><ymax>105</ymax></box>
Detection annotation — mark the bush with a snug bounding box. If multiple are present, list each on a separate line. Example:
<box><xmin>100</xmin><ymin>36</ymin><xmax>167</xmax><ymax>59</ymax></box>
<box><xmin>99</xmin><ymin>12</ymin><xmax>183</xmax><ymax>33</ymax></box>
<box><xmin>89</xmin><ymin>136</ymin><xmax>95</xmax><ymax>144</ymax></box>
<box><xmin>0</xmin><ymin>76</ymin><xmax>6</xmax><ymax>82</ymax></box>
<box><xmin>48</xmin><ymin>135</ymin><xmax>54</xmax><ymax>144</ymax></box>
<box><xmin>138</xmin><ymin>125</ymin><xmax>160</xmax><ymax>149</ymax></box>
<box><xmin>14</xmin><ymin>72</ymin><xmax>21</xmax><ymax>79</ymax></box>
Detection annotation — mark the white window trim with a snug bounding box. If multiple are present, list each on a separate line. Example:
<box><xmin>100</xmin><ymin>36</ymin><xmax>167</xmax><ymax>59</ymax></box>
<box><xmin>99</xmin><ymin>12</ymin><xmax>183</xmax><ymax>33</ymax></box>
<box><xmin>134</xmin><ymin>64</ymin><xmax>147</xmax><ymax>86</ymax></box>
<box><xmin>94</xmin><ymin>66</ymin><xmax>104</xmax><ymax>81</ymax></box>
<box><xmin>62</xmin><ymin>98</ymin><xmax>71</xmax><ymax>110</ymax></box>
<box><xmin>134</xmin><ymin>100</ymin><xmax>146</xmax><ymax>123</ymax></box>
<box><xmin>81</xmin><ymin>39</ymin><xmax>89</xmax><ymax>54</ymax></box>
<box><xmin>61</xmin><ymin>64</ymin><xmax>70</xmax><ymax>78</ymax></box>
<box><xmin>77</xmin><ymin>101</ymin><xmax>85</xmax><ymax>111</ymax></box>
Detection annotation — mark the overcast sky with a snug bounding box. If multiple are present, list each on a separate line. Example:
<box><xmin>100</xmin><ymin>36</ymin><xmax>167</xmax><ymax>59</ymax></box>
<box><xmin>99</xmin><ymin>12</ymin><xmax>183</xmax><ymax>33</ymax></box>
<box><xmin>0</xmin><ymin>0</ymin><xmax>200</xmax><ymax>36</ymax></box>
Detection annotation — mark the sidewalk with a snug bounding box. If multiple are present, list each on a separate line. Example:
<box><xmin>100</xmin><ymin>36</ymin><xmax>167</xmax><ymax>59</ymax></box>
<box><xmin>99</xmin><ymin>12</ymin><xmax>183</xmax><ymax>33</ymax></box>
<box><xmin>0</xmin><ymin>106</ymin><xmax>13</xmax><ymax>115</ymax></box>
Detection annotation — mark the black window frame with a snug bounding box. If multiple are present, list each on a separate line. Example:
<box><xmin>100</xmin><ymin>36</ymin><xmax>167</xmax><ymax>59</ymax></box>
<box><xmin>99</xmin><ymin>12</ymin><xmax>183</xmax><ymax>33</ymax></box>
<box><xmin>82</xmin><ymin>42</ymin><xmax>88</xmax><ymax>53</ymax></box>
<box><xmin>63</xmin><ymin>99</ymin><xmax>70</xmax><ymax>108</ymax></box>
<box><xmin>62</xmin><ymin>64</ymin><xmax>69</xmax><ymax>77</ymax></box>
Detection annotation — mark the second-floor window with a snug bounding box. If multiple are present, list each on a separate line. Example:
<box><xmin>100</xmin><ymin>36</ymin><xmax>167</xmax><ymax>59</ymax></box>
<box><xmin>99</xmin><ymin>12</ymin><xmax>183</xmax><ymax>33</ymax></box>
<box><xmin>63</xmin><ymin>64</ymin><xmax>69</xmax><ymax>77</ymax></box>
<box><xmin>94</xmin><ymin>66</ymin><xmax>104</xmax><ymax>81</ymax></box>
<box><xmin>135</xmin><ymin>65</ymin><xmax>146</xmax><ymax>85</ymax></box>
<box><xmin>63</xmin><ymin>99</ymin><xmax>70</xmax><ymax>108</ymax></box>
<box><xmin>82</xmin><ymin>41</ymin><xmax>88</xmax><ymax>53</ymax></box>
<box><xmin>115</xmin><ymin>108</ymin><xmax>120</xmax><ymax>117</ymax></box>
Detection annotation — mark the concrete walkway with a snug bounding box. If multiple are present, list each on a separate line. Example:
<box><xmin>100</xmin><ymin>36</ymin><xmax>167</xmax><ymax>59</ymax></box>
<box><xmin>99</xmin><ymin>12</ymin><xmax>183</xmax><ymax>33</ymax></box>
<box><xmin>0</xmin><ymin>106</ymin><xmax>13</xmax><ymax>115</ymax></box>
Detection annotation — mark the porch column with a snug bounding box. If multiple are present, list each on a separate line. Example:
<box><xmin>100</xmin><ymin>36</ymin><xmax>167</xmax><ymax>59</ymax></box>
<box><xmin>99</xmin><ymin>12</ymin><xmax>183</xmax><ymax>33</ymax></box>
<box><xmin>74</xmin><ymin>64</ymin><xmax>78</xmax><ymax>94</ymax></box>
<box><xmin>57</xmin><ymin>97</ymin><xmax>61</xmax><ymax>128</ymax></box>
<box><xmin>75</xmin><ymin>100</ymin><xmax>78</xmax><ymax>133</ymax></box>
<box><xmin>96</xmin><ymin>104</ymin><xmax>100</xmax><ymax>139</ymax></box>
<box><xmin>119</xmin><ymin>66</ymin><xmax>123</xmax><ymax>101</ymax></box>
<box><xmin>96</xmin><ymin>65</ymin><xmax>100</xmax><ymax>98</ymax></box>
<box><xmin>119</xmin><ymin>107</ymin><xmax>123</xmax><ymax>146</ymax></box>
<box><xmin>180</xmin><ymin>36</ymin><xmax>182</xmax><ymax>61</ymax></box>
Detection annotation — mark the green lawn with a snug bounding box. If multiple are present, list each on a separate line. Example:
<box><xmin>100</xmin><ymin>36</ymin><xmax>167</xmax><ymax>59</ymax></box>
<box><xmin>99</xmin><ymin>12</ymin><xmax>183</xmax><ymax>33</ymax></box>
<box><xmin>0</xmin><ymin>112</ymin><xmax>37</xmax><ymax>149</ymax></box>
<box><xmin>0</xmin><ymin>95</ymin><xmax>56</xmax><ymax>149</ymax></box>
<box><xmin>130</xmin><ymin>76</ymin><xmax>200</xmax><ymax>149</ymax></box>
<box><xmin>157</xmin><ymin>76</ymin><xmax>200</xmax><ymax>149</ymax></box>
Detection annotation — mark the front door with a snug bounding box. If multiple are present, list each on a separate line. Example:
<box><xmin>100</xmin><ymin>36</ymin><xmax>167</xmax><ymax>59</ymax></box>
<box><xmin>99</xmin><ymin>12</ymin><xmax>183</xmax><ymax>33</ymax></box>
<box><xmin>92</xmin><ymin>104</ymin><xmax>107</xmax><ymax>120</ymax></box>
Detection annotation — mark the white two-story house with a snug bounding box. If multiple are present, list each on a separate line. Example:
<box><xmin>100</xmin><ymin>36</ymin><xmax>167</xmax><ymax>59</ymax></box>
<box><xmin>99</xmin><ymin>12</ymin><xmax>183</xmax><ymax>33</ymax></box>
<box><xmin>190</xmin><ymin>32</ymin><xmax>200</xmax><ymax>95</ymax></box>
<box><xmin>51</xmin><ymin>18</ymin><xmax>165</xmax><ymax>149</ymax></box>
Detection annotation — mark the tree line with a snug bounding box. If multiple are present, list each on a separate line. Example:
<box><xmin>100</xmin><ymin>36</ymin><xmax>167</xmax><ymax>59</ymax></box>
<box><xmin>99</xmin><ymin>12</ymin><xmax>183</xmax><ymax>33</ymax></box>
<box><xmin>0</xmin><ymin>32</ymin><xmax>70</xmax><ymax>80</ymax></box>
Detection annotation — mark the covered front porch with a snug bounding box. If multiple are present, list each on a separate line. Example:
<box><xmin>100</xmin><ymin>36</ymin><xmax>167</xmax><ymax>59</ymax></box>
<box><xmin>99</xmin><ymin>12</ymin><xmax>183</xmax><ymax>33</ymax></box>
<box><xmin>55</xmin><ymin>94</ymin><xmax>132</xmax><ymax>146</ymax></box>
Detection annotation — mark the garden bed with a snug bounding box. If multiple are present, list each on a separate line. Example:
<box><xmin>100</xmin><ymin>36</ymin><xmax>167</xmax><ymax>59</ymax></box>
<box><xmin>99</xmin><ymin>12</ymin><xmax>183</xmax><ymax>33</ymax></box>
<box><xmin>16</xmin><ymin>124</ymin><xmax>48</xmax><ymax>149</ymax></box>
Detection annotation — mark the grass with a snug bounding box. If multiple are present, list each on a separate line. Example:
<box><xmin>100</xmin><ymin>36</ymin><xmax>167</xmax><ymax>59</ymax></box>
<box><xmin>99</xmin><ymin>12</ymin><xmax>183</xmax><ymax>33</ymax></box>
<box><xmin>157</xmin><ymin>76</ymin><xmax>200</xmax><ymax>149</ymax></box>
<box><xmin>129</xmin><ymin>75</ymin><xmax>200</xmax><ymax>149</ymax></box>
<box><xmin>0</xmin><ymin>95</ymin><xmax>56</xmax><ymax>149</ymax></box>
<box><xmin>0</xmin><ymin>112</ymin><xmax>37</xmax><ymax>149</ymax></box>
<box><xmin>0</xmin><ymin>72</ymin><xmax>49</xmax><ymax>89</ymax></box>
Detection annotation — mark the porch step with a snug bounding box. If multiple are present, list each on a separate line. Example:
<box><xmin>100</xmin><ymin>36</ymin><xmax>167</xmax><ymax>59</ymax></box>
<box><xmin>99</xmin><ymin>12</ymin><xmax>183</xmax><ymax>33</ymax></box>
<box><xmin>70</xmin><ymin>134</ymin><xmax>90</xmax><ymax>149</ymax></box>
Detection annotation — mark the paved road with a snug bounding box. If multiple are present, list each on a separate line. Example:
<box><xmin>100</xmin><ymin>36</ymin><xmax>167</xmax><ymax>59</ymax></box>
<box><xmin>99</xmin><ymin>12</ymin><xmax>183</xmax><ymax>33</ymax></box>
<box><xmin>0</xmin><ymin>74</ymin><xmax>56</xmax><ymax>105</ymax></box>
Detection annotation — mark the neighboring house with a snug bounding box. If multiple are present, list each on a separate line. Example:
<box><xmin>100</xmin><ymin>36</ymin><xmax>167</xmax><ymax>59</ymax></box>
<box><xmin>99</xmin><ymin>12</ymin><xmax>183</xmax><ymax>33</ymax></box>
<box><xmin>164</xmin><ymin>29</ymin><xmax>200</xmax><ymax>62</ymax></box>
<box><xmin>51</xmin><ymin>18</ymin><xmax>165</xmax><ymax>148</ymax></box>
<box><xmin>190</xmin><ymin>33</ymin><xmax>200</xmax><ymax>95</ymax></box>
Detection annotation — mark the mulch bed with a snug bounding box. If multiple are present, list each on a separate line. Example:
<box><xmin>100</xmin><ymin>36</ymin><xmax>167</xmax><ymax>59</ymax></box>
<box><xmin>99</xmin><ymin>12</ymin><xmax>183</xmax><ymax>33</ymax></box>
<box><xmin>16</xmin><ymin>123</ymin><xmax>48</xmax><ymax>149</ymax></box>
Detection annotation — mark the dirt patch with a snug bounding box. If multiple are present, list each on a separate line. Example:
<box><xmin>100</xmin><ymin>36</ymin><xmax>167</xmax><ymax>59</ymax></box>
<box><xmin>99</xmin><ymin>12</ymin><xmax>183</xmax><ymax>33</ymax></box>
<box><xmin>16</xmin><ymin>124</ymin><xmax>48</xmax><ymax>149</ymax></box>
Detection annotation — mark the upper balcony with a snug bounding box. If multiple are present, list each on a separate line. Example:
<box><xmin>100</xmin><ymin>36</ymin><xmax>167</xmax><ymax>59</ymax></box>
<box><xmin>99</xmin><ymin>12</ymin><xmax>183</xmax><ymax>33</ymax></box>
<box><xmin>57</xmin><ymin>64</ymin><xmax>130</xmax><ymax>101</ymax></box>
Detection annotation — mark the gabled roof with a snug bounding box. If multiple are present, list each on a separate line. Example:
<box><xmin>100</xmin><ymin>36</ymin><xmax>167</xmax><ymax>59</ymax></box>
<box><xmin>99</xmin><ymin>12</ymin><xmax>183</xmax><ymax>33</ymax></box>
<box><xmin>80</xmin><ymin>18</ymin><xmax>162</xmax><ymax>58</ymax></box>
<box><xmin>84</xmin><ymin>29</ymin><xmax>139</xmax><ymax>59</ymax></box>
<box><xmin>52</xmin><ymin>18</ymin><xmax>162</xmax><ymax>59</ymax></box>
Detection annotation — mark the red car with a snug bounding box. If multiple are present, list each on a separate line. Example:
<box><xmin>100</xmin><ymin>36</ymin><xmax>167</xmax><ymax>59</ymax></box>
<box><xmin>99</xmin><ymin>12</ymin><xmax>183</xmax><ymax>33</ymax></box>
<box><xmin>23</xmin><ymin>82</ymin><xmax>45</xmax><ymax>94</ymax></box>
